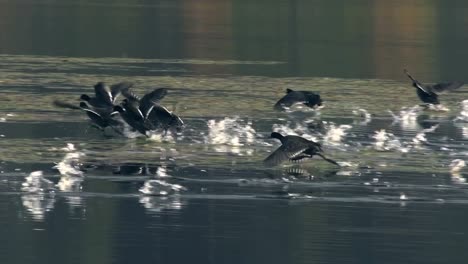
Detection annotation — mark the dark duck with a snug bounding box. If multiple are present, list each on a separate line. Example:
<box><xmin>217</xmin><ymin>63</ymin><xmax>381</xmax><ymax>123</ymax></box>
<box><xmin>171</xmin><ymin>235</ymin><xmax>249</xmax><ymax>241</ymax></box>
<box><xmin>404</xmin><ymin>69</ymin><xmax>464</xmax><ymax>105</ymax></box>
<box><xmin>274</xmin><ymin>88</ymin><xmax>322</xmax><ymax>111</ymax></box>
<box><xmin>264</xmin><ymin>132</ymin><xmax>339</xmax><ymax>167</ymax></box>
<box><xmin>114</xmin><ymin>88</ymin><xmax>184</xmax><ymax>136</ymax></box>
<box><xmin>53</xmin><ymin>81</ymin><xmax>131</xmax><ymax>133</ymax></box>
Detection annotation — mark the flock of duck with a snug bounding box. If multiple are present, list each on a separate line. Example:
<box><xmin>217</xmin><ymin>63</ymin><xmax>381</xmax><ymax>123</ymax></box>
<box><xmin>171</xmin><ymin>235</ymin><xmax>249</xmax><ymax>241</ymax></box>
<box><xmin>53</xmin><ymin>69</ymin><xmax>465</xmax><ymax>169</ymax></box>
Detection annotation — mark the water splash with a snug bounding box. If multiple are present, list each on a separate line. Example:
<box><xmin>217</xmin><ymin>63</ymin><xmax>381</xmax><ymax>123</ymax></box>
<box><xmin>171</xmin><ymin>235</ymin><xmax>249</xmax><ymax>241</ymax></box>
<box><xmin>450</xmin><ymin>159</ymin><xmax>466</xmax><ymax>184</ymax></box>
<box><xmin>53</xmin><ymin>151</ymin><xmax>85</xmax><ymax>177</ymax></box>
<box><xmin>372</xmin><ymin>129</ymin><xmax>403</xmax><ymax>151</ymax></box>
<box><xmin>56</xmin><ymin>176</ymin><xmax>83</xmax><ymax>192</ymax></box>
<box><xmin>352</xmin><ymin>108</ymin><xmax>372</xmax><ymax>125</ymax></box>
<box><xmin>139</xmin><ymin>180</ymin><xmax>186</xmax><ymax>196</ymax></box>
<box><xmin>21</xmin><ymin>171</ymin><xmax>55</xmax><ymax>193</ymax></box>
<box><xmin>148</xmin><ymin>132</ymin><xmax>176</xmax><ymax>143</ymax></box>
<box><xmin>454</xmin><ymin>100</ymin><xmax>468</xmax><ymax>122</ymax></box>
<box><xmin>388</xmin><ymin>105</ymin><xmax>423</xmax><ymax>130</ymax></box>
<box><xmin>21</xmin><ymin>171</ymin><xmax>55</xmax><ymax>221</ymax></box>
<box><xmin>426</xmin><ymin>104</ymin><xmax>450</xmax><ymax>112</ymax></box>
<box><xmin>205</xmin><ymin>117</ymin><xmax>256</xmax><ymax>146</ymax></box>
<box><xmin>272</xmin><ymin>122</ymin><xmax>318</xmax><ymax>142</ymax></box>
<box><xmin>155</xmin><ymin>166</ymin><xmax>170</xmax><ymax>178</ymax></box>
<box><xmin>323</xmin><ymin>122</ymin><xmax>352</xmax><ymax>145</ymax></box>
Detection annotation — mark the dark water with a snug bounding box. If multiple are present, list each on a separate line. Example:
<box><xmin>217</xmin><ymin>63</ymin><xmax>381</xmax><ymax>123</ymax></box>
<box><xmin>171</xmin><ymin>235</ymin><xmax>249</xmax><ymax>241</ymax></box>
<box><xmin>1</xmin><ymin>1</ymin><xmax>468</xmax><ymax>263</ymax></box>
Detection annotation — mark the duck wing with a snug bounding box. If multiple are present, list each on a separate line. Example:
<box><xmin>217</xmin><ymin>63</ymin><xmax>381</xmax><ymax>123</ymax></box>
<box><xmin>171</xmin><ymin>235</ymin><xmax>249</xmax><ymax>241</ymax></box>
<box><xmin>121</xmin><ymin>87</ymin><xmax>141</xmax><ymax>103</ymax></box>
<box><xmin>110</xmin><ymin>82</ymin><xmax>133</xmax><ymax>103</ymax></box>
<box><xmin>139</xmin><ymin>88</ymin><xmax>168</xmax><ymax>117</ymax></box>
<box><xmin>429</xmin><ymin>81</ymin><xmax>464</xmax><ymax>94</ymax></box>
<box><xmin>93</xmin><ymin>82</ymin><xmax>113</xmax><ymax>106</ymax></box>
<box><xmin>263</xmin><ymin>143</ymin><xmax>309</xmax><ymax>167</ymax></box>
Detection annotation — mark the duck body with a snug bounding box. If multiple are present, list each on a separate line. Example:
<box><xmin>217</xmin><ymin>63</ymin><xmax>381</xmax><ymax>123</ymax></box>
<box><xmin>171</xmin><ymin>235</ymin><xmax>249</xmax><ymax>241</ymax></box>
<box><xmin>264</xmin><ymin>132</ymin><xmax>339</xmax><ymax>167</ymax></box>
<box><xmin>404</xmin><ymin>69</ymin><xmax>463</xmax><ymax>105</ymax></box>
<box><xmin>274</xmin><ymin>88</ymin><xmax>322</xmax><ymax>111</ymax></box>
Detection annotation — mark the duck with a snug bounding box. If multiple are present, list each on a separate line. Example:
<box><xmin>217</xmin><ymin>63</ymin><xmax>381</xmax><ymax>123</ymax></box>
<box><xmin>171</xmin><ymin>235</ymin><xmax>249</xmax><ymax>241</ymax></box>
<box><xmin>264</xmin><ymin>132</ymin><xmax>339</xmax><ymax>167</ymax></box>
<box><xmin>113</xmin><ymin>104</ymin><xmax>149</xmax><ymax>136</ymax></box>
<box><xmin>120</xmin><ymin>87</ymin><xmax>184</xmax><ymax>134</ymax></box>
<box><xmin>274</xmin><ymin>88</ymin><xmax>322</xmax><ymax>111</ymax></box>
<box><xmin>79</xmin><ymin>102</ymin><xmax>123</xmax><ymax>133</ymax></box>
<box><xmin>145</xmin><ymin>104</ymin><xmax>185</xmax><ymax>134</ymax></box>
<box><xmin>404</xmin><ymin>69</ymin><xmax>464</xmax><ymax>105</ymax></box>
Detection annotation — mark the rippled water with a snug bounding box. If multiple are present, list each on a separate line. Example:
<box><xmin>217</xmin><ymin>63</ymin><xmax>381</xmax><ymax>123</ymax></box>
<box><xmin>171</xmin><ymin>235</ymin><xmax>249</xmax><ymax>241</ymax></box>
<box><xmin>2</xmin><ymin>1</ymin><xmax>468</xmax><ymax>264</ymax></box>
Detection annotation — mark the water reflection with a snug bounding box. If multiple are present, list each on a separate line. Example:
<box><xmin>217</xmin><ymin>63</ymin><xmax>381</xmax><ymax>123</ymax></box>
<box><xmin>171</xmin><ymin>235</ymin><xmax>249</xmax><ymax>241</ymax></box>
<box><xmin>20</xmin><ymin>171</ymin><xmax>56</xmax><ymax>221</ymax></box>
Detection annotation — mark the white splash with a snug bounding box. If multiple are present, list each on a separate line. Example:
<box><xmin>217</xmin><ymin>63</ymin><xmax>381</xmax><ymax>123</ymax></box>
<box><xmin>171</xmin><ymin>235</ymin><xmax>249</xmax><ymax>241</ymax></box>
<box><xmin>450</xmin><ymin>159</ymin><xmax>466</xmax><ymax>173</ymax></box>
<box><xmin>61</xmin><ymin>143</ymin><xmax>76</xmax><ymax>152</ymax></box>
<box><xmin>450</xmin><ymin>159</ymin><xmax>467</xmax><ymax>184</ymax></box>
<box><xmin>56</xmin><ymin>176</ymin><xmax>83</xmax><ymax>192</ymax></box>
<box><xmin>139</xmin><ymin>180</ymin><xmax>186</xmax><ymax>196</ymax></box>
<box><xmin>352</xmin><ymin>108</ymin><xmax>372</xmax><ymax>125</ymax></box>
<box><xmin>372</xmin><ymin>129</ymin><xmax>403</xmax><ymax>151</ymax></box>
<box><xmin>53</xmin><ymin>152</ymin><xmax>85</xmax><ymax>177</ymax></box>
<box><xmin>388</xmin><ymin>105</ymin><xmax>422</xmax><ymax>130</ymax></box>
<box><xmin>454</xmin><ymin>100</ymin><xmax>468</xmax><ymax>122</ymax></box>
<box><xmin>21</xmin><ymin>171</ymin><xmax>55</xmax><ymax>193</ymax></box>
<box><xmin>323</xmin><ymin>122</ymin><xmax>352</xmax><ymax>145</ymax></box>
<box><xmin>412</xmin><ymin>124</ymin><xmax>439</xmax><ymax>146</ymax></box>
<box><xmin>206</xmin><ymin>117</ymin><xmax>256</xmax><ymax>146</ymax></box>
<box><xmin>21</xmin><ymin>171</ymin><xmax>56</xmax><ymax>221</ymax></box>
<box><xmin>272</xmin><ymin>122</ymin><xmax>318</xmax><ymax>142</ymax></box>
<box><xmin>426</xmin><ymin>104</ymin><xmax>450</xmax><ymax>112</ymax></box>
<box><xmin>155</xmin><ymin>166</ymin><xmax>170</xmax><ymax>178</ymax></box>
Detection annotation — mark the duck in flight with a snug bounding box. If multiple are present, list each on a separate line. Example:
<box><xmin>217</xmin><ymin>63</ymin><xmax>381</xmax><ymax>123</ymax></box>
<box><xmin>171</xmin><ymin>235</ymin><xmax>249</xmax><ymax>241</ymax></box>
<box><xmin>274</xmin><ymin>88</ymin><xmax>322</xmax><ymax>111</ymax></box>
<box><xmin>404</xmin><ymin>69</ymin><xmax>464</xmax><ymax>105</ymax></box>
<box><xmin>263</xmin><ymin>132</ymin><xmax>339</xmax><ymax>167</ymax></box>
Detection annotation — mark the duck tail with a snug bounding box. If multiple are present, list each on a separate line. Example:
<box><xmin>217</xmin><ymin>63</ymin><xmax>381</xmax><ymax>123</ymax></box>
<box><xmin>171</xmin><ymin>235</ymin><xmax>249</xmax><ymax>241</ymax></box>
<box><xmin>316</xmin><ymin>153</ymin><xmax>340</xmax><ymax>167</ymax></box>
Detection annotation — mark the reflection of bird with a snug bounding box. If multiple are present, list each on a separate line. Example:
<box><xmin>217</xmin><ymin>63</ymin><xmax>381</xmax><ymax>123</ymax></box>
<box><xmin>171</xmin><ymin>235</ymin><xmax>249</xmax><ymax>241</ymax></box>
<box><xmin>404</xmin><ymin>69</ymin><xmax>463</xmax><ymax>105</ymax></box>
<box><xmin>264</xmin><ymin>132</ymin><xmax>339</xmax><ymax>167</ymax></box>
<box><xmin>274</xmin><ymin>89</ymin><xmax>322</xmax><ymax>110</ymax></box>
